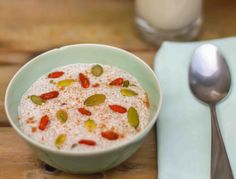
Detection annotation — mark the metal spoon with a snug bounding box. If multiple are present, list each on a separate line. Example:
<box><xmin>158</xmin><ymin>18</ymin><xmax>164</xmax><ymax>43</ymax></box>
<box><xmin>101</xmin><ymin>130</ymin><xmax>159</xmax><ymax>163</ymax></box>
<box><xmin>189</xmin><ymin>44</ymin><xmax>233</xmax><ymax>179</ymax></box>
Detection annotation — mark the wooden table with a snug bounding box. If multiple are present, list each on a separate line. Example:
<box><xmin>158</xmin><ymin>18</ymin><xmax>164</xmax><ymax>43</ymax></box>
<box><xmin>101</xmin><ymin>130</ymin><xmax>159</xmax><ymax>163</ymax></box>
<box><xmin>0</xmin><ymin>0</ymin><xmax>235</xmax><ymax>178</ymax></box>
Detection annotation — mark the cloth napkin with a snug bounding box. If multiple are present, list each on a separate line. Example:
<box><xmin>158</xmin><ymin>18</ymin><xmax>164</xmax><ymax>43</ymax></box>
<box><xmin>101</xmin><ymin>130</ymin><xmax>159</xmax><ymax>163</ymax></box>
<box><xmin>154</xmin><ymin>37</ymin><xmax>236</xmax><ymax>179</ymax></box>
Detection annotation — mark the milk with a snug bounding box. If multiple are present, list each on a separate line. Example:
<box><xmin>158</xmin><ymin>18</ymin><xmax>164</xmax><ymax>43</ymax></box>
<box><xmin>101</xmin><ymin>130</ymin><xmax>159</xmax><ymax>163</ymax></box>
<box><xmin>135</xmin><ymin>0</ymin><xmax>202</xmax><ymax>30</ymax></box>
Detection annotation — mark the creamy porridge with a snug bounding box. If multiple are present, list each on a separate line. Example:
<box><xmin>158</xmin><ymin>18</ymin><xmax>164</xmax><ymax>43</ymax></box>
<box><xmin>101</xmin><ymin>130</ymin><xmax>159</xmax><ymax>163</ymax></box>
<box><xmin>18</xmin><ymin>63</ymin><xmax>150</xmax><ymax>152</ymax></box>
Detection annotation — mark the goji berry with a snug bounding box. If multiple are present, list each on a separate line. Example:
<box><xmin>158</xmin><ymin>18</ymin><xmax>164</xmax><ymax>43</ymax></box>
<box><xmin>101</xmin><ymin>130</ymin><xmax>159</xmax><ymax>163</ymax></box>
<box><xmin>78</xmin><ymin>108</ymin><xmax>92</xmax><ymax>116</ymax></box>
<box><xmin>79</xmin><ymin>139</ymin><xmax>96</xmax><ymax>146</ymax></box>
<box><xmin>109</xmin><ymin>78</ymin><xmax>124</xmax><ymax>86</ymax></box>
<box><xmin>101</xmin><ymin>130</ymin><xmax>119</xmax><ymax>140</ymax></box>
<box><xmin>39</xmin><ymin>115</ymin><xmax>49</xmax><ymax>130</ymax></box>
<box><xmin>48</xmin><ymin>71</ymin><xmax>64</xmax><ymax>78</ymax></box>
<box><xmin>40</xmin><ymin>91</ymin><xmax>59</xmax><ymax>100</ymax></box>
<box><xmin>109</xmin><ymin>105</ymin><xmax>127</xmax><ymax>113</ymax></box>
<box><xmin>79</xmin><ymin>73</ymin><xmax>90</xmax><ymax>88</ymax></box>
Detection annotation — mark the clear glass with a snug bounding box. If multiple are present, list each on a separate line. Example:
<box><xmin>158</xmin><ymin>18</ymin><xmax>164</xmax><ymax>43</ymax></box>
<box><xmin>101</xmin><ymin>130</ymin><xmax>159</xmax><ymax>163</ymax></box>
<box><xmin>135</xmin><ymin>0</ymin><xmax>203</xmax><ymax>46</ymax></box>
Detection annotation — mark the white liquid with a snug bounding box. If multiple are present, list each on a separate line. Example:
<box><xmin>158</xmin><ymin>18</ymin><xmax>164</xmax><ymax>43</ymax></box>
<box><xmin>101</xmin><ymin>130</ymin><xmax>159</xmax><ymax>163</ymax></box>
<box><xmin>135</xmin><ymin>0</ymin><xmax>202</xmax><ymax>30</ymax></box>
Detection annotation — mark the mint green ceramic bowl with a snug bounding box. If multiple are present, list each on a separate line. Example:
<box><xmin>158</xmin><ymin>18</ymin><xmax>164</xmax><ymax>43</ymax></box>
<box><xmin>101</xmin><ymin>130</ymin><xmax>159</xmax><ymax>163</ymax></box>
<box><xmin>5</xmin><ymin>44</ymin><xmax>162</xmax><ymax>173</ymax></box>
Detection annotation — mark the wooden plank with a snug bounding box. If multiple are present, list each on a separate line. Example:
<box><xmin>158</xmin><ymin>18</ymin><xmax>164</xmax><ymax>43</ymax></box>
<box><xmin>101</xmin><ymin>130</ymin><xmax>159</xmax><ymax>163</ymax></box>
<box><xmin>0</xmin><ymin>127</ymin><xmax>157</xmax><ymax>179</ymax></box>
<box><xmin>0</xmin><ymin>65</ymin><xmax>22</xmax><ymax>126</ymax></box>
<box><xmin>0</xmin><ymin>50</ymin><xmax>156</xmax><ymax>126</ymax></box>
<box><xmin>133</xmin><ymin>50</ymin><xmax>156</xmax><ymax>68</ymax></box>
<box><xmin>0</xmin><ymin>0</ymin><xmax>235</xmax><ymax>54</ymax></box>
<box><xmin>0</xmin><ymin>52</ymin><xmax>32</xmax><ymax>65</ymax></box>
<box><xmin>200</xmin><ymin>0</ymin><xmax>236</xmax><ymax>40</ymax></box>
<box><xmin>0</xmin><ymin>0</ymin><xmax>153</xmax><ymax>52</ymax></box>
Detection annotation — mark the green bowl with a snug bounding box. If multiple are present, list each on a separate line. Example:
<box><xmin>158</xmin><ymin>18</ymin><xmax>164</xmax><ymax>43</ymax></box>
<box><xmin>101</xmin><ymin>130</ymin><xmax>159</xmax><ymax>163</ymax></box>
<box><xmin>5</xmin><ymin>44</ymin><xmax>162</xmax><ymax>173</ymax></box>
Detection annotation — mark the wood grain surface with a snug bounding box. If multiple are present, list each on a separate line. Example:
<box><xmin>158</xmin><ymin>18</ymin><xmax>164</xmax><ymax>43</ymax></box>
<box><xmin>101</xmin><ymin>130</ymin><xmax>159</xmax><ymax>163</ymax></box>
<box><xmin>0</xmin><ymin>0</ymin><xmax>235</xmax><ymax>178</ymax></box>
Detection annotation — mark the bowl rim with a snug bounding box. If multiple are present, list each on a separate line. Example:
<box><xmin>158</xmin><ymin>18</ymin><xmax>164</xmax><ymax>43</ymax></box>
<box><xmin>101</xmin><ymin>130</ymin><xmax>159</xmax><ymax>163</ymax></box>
<box><xmin>5</xmin><ymin>44</ymin><xmax>162</xmax><ymax>156</ymax></box>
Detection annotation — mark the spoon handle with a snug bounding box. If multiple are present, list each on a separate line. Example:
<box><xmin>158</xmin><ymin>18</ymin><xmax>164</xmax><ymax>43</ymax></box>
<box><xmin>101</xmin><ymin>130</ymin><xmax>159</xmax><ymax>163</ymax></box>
<box><xmin>210</xmin><ymin>105</ymin><xmax>234</xmax><ymax>179</ymax></box>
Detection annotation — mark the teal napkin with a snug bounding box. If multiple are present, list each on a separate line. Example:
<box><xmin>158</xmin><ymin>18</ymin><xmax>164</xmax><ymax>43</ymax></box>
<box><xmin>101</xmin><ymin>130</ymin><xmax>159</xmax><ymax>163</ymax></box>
<box><xmin>154</xmin><ymin>37</ymin><xmax>236</xmax><ymax>179</ymax></box>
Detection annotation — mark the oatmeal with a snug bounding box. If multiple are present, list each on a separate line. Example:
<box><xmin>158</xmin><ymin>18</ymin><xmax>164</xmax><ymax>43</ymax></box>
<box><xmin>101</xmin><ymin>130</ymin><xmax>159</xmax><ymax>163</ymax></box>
<box><xmin>18</xmin><ymin>63</ymin><xmax>150</xmax><ymax>152</ymax></box>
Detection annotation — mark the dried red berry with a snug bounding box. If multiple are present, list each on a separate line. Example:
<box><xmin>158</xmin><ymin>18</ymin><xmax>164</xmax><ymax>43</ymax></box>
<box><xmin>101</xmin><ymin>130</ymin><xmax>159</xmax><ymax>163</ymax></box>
<box><xmin>109</xmin><ymin>105</ymin><xmax>127</xmax><ymax>113</ymax></box>
<box><xmin>79</xmin><ymin>139</ymin><xmax>96</xmax><ymax>146</ymax></box>
<box><xmin>109</xmin><ymin>78</ymin><xmax>124</xmax><ymax>86</ymax></box>
<box><xmin>40</xmin><ymin>91</ymin><xmax>59</xmax><ymax>100</ymax></box>
<box><xmin>48</xmin><ymin>71</ymin><xmax>64</xmax><ymax>78</ymax></box>
<box><xmin>79</xmin><ymin>73</ymin><xmax>90</xmax><ymax>88</ymax></box>
<box><xmin>78</xmin><ymin>108</ymin><xmax>92</xmax><ymax>116</ymax></box>
<box><xmin>101</xmin><ymin>130</ymin><xmax>119</xmax><ymax>140</ymax></box>
<box><xmin>39</xmin><ymin>115</ymin><xmax>49</xmax><ymax>131</ymax></box>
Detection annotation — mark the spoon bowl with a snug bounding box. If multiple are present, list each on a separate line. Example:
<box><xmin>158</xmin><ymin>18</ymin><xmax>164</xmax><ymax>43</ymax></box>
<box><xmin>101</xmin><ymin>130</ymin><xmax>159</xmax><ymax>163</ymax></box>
<box><xmin>189</xmin><ymin>44</ymin><xmax>233</xmax><ymax>179</ymax></box>
<box><xmin>189</xmin><ymin>44</ymin><xmax>231</xmax><ymax>103</ymax></box>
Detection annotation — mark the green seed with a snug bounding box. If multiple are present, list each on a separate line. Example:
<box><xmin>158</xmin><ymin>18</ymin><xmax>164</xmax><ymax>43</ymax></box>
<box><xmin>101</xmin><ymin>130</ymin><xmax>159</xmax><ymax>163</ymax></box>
<box><xmin>128</xmin><ymin>107</ymin><xmax>139</xmax><ymax>128</ymax></box>
<box><xmin>30</xmin><ymin>95</ymin><xmax>45</xmax><ymax>105</ymax></box>
<box><xmin>84</xmin><ymin>94</ymin><xmax>106</xmax><ymax>106</ymax></box>
<box><xmin>55</xmin><ymin>134</ymin><xmax>66</xmax><ymax>149</ymax></box>
<box><xmin>91</xmin><ymin>65</ymin><xmax>103</xmax><ymax>77</ymax></box>
<box><xmin>123</xmin><ymin>80</ymin><xmax>130</xmax><ymax>87</ymax></box>
<box><xmin>120</xmin><ymin>89</ymin><xmax>138</xmax><ymax>96</ymax></box>
<box><xmin>57</xmin><ymin>79</ymin><xmax>75</xmax><ymax>88</ymax></box>
<box><xmin>84</xmin><ymin>119</ymin><xmax>96</xmax><ymax>132</ymax></box>
<box><xmin>56</xmin><ymin>109</ymin><xmax>68</xmax><ymax>123</ymax></box>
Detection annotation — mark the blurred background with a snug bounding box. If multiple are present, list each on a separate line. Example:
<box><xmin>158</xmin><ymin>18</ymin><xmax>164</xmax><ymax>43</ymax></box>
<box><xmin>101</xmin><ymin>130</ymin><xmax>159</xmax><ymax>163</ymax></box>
<box><xmin>0</xmin><ymin>0</ymin><xmax>235</xmax><ymax>53</ymax></box>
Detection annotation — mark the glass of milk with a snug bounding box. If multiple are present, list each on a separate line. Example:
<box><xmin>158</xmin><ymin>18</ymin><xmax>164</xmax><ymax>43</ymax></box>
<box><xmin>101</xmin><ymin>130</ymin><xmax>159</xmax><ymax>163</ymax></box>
<box><xmin>135</xmin><ymin>0</ymin><xmax>203</xmax><ymax>46</ymax></box>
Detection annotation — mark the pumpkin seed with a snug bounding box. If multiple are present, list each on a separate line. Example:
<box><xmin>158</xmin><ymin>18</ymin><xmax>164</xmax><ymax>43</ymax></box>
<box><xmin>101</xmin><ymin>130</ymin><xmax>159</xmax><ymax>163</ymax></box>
<box><xmin>123</xmin><ymin>80</ymin><xmax>129</xmax><ymax>87</ymax></box>
<box><xmin>57</xmin><ymin>79</ymin><xmax>75</xmax><ymax>88</ymax></box>
<box><xmin>56</xmin><ymin>109</ymin><xmax>68</xmax><ymax>123</ymax></box>
<box><xmin>55</xmin><ymin>134</ymin><xmax>66</xmax><ymax>149</ymax></box>
<box><xmin>30</xmin><ymin>95</ymin><xmax>45</xmax><ymax>105</ymax></box>
<box><xmin>91</xmin><ymin>65</ymin><xmax>103</xmax><ymax>77</ymax></box>
<box><xmin>84</xmin><ymin>94</ymin><xmax>106</xmax><ymax>106</ymax></box>
<box><xmin>127</xmin><ymin>107</ymin><xmax>139</xmax><ymax>128</ymax></box>
<box><xmin>120</xmin><ymin>89</ymin><xmax>138</xmax><ymax>96</ymax></box>
<box><xmin>84</xmin><ymin>119</ymin><xmax>96</xmax><ymax>132</ymax></box>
